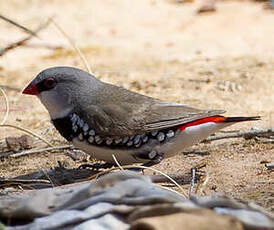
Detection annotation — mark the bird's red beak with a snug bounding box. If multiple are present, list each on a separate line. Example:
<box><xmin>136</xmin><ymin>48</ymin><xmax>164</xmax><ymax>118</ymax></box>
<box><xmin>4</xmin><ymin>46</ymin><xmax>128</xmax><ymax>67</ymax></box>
<box><xmin>22</xmin><ymin>82</ymin><xmax>39</xmax><ymax>95</ymax></box>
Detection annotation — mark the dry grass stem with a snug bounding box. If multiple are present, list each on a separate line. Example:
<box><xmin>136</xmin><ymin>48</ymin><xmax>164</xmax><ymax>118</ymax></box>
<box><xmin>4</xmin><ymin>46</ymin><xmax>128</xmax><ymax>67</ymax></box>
<box><xmin>8</xmin><ymin>145</ymin><xmax>73</xmax><ymax>158</ymax></box>
<box><xmin>0</xmin><ymin>88</ymin><xmax>9</xmax><ymax>125</ymax></box>
<box><xmin>0</xmin><ymin>124</ymin><xmax>53</xmax><ymax>147</ymax></box>
<box><xmin>0</xmin><ymin>14</ymin><xmax>37</xmax><ymax>37</ymax></box>
<box><xmin>0</xmin><ymin>178</ymin><xmax>50</xmax><ymax>187</ymax></box>
<box><xmin>0</xmin><ymin>18</ymin><xmax>51</xmax><ymax>56</ymax></box>
<box><xmin>50</xmin><ymin>18</ymin><xmax>92</xmax><ymax>74</ymax></box>
<box><xmin>112</xmin><ymin>154</ymin><xmax>124</xmax><ymax>171</ymax></box>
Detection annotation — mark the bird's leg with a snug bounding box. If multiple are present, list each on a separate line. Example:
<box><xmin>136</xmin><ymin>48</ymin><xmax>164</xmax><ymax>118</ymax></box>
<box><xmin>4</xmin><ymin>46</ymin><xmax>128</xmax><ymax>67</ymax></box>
<box><xmin>78</xmin><ymin>162</ymin><xmax>115</xmax><ymax>170</ymax></box>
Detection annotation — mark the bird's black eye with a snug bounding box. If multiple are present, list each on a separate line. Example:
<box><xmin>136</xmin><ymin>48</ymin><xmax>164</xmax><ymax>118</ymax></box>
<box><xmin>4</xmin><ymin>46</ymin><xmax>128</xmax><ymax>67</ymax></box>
<box><xmin>43</xmin><ymin>77</ymin><xmax>56</xmax><ymax>89</ymax></box>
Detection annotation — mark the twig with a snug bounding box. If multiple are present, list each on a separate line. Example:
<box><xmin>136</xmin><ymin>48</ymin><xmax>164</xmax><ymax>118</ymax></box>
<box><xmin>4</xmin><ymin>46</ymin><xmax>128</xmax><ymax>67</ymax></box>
<box><xmin>0</xmin><ymin>178</ymin><xmax>50</xmax><ymax>188</ymax></box>
<box><xmin>194</xmin><ymin>173</ymin><xmax>209</xmax><ymax>195</ymax></box>
<box><xmin>0</xmin><ymin>14</ymin><xmax>37</xmax><ymax>37</ymax></box>
<box><xmin>203</xmin><ymin>128</ymin><xmax>274</xmax><ymax>142</ymax></box>
<box><xmin>5</xmin><ymin>145</ymin><xmax>73</xmax><ymax>158</ymax></box>
<box><xmin>50</xmin><ymin>18</ymin><xmax>92</xmax><ymax>74</ymax></box>
<box><xmin>40</xmin><ymin>168</ymin><xmax>55</xmax><ymax>188</ymax></box>
<box><xmin>0</xmin><ymin>124</ymin><xmax>53</xmax><ymax>147</ymax></box>
<box><xmin>189</xmin><ymin>161</ymin><xmax>206</xmax><ymax>196</ymax></box>
<box><xmin>189</xmin><ymin>167</ymin><xmax>196</xmax><ymax>195</ymax></box>
<box><xmin>0</xmin><ymin>18</ymin><xmax>51</xmax><ymax>56</ymax></box>
<box><xmin>0</xmin><ymin>84</ymin><xmax>21</xmax><ymax>92</ymax></box>
<box><xmin>183</xmin><ymin>150</ymin><xmax>209</xmax><ymax>156</ymax></box>
<box><xmin>0</xmin><ymin>88</ymin><xmax>9</xmax><ymax>125</ymax></box>
<box><xmin>149</xmin><ymin>173</ymin><xmax>200</xmax><ymax>185</ymax></box>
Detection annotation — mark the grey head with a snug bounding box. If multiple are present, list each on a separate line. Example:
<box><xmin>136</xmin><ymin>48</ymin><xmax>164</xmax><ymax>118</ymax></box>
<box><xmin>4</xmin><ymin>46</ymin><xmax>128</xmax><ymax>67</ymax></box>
<box><xmin>22</xmin><ymin>66</ymin><xmax>104</xmax><ymax>119</ymax></box>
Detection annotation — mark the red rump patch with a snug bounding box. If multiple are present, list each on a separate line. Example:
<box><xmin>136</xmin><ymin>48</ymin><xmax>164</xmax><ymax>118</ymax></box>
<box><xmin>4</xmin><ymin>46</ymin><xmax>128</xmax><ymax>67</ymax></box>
<box><xmin>177</xmin><ymin>116</ymin><xmax>226</xmax><ymax>131</ymax></box>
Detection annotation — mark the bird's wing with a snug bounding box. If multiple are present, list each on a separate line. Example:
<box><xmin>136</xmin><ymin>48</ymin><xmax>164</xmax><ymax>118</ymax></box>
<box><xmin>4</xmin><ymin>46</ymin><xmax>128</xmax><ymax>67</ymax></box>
<box><xmin>144</xmin><ymin>103</ymin><xmax>225</xmax><ymax>130</ymax></box>
<box><xmin>78</xmin><ymin>84</ymin><xmax>225</xmax><ymax>137</ymax></box>
<box><xmin>80</xmin><ymin>102</ymin><xmax>225</xmax><ymax>138</ymax></box>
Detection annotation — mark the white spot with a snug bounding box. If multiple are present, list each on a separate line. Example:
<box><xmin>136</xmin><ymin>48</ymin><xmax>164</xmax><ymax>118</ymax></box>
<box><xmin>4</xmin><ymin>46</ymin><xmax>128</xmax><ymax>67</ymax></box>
<box><xmin>127</xmin><ymin>140</ymin><xmax>133</xmax><ymax>147</ymax></box>
<box><xmin>78</xmin><ymin>133</ymin><xmax>84</xmax><ymax>141</ymax></box>
<box><xmin>89</xmin><ymin>130</ymin><xmax>96</xmax><ymax>136</ymax></box>
<box><xmin>148</xmin><ymin>150</ymin><xmax>157</xmax><ymax>159</ymax></box>
<box><xmin>88</xmin><ymin>136</ymin><xmax>94</xmax><ymax>144</ymax></box>
<box><xmin>83</xmin><ymin>123</ymin><xmax>89</xmax><ymax>132</ymax></box>
<box><xmin>157</xmin><ymin>132</ymin><xmax>165</xmax><ymax>142</ymax></box>
<box><xmin>166</xmin><ymin>130</ymin><xmax>174</xmax><ymax>138</ymax></box>
<box><xmin>151</xmin><ymin>131</ymin><xmax>158</xmax><ymax>136</ymax></box>
<box><xmin>106</xmin><ymin>139</ymin><xmax>113</xmax><ymax>145</ymax></box>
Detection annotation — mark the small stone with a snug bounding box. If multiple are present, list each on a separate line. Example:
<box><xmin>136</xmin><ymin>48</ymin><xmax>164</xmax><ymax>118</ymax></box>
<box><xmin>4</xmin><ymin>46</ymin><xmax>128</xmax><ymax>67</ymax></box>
<box><xmin>148</xmin><ymin>150</ymin><xmax>157</xmax><ymax>159</ymax></box>
<box><xmin>166</xmin><ymin>130</ymin><xmax>175</xmax><ymax>138</ymax></box>
<box><xmin>78</xmin><ymin>133</ymin><xmax>84</xmax><ymax>141</ymax></box>
<box><xmin>89</xmin><ymin>129</ymin><xmax>96</xmax><ymax>136</ymax></box>
<box><xmin>88</xmin><ymin>136</ymin><xmax>94</xmax><ymax>144</ymax></box>
<box><xmin>6</xmin><ymin>135</ymin><xmax>34</xmax><ymax>151</ymax></box>
<box><xmin>157</xmin><ymin>132</ymin><xmax>165</xmax><ymax>142</ymax></box>
<box><xmin>129</xmin><ymin>136</ymin><xmax>135</xmax><ymax>141</ymax></box>
<box><xmin>151</xmin><ymin>131</ymin><xmax>158</xmax><ymax>137</ymax></box>
<box><xmin>83</xmin><ymin>123</ymin><xmax>89</xmax><ymax>132</ymax></box>
<box><xmin>127</xmin><ymin>140</ymin><xmax>133</xmax><ymax>147</ymax></box>
<box><xmin>95</xmin><ymin>135</ymin><xmax>103</xmax><ymax>144</ymax></box>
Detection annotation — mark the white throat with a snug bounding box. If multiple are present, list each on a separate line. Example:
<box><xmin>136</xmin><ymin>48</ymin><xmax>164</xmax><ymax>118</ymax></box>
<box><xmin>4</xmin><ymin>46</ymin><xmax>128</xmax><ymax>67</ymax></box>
<box><xmin>38</xmin><ymin>91</ymin><xmax>73</xmax><ymax>119</ymax></box>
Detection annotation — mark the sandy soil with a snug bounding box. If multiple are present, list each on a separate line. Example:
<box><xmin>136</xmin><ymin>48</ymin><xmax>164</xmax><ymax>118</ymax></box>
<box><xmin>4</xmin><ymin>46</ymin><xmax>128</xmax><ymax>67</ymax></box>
<box><xmin>0</xmin><ymin>0</ymin><xmax>273</xmax><ymax>211</ymax></box>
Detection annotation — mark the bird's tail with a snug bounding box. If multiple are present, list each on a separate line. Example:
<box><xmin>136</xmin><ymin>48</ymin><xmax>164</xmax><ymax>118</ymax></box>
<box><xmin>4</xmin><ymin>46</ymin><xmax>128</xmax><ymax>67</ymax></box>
<box><xmin>224</xmin><ymin>116</ymin><xmax>261</xmax><ymax>123</ymax></box>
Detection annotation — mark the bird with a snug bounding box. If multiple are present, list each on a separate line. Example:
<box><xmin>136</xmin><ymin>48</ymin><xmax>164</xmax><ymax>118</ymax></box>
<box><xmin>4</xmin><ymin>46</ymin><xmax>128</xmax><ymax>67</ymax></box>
<box><xmin>22</xmin><ymin>66</ymin><xmax>260</xmax><ymax>168</ymax></box>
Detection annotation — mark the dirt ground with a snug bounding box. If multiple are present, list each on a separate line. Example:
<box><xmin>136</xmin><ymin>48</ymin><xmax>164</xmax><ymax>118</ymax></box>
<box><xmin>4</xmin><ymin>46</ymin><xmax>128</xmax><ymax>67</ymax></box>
<box><xmin>0</xmin><ymin>0</ymin><xmax>273</xmax><ymax>211</ymax></box>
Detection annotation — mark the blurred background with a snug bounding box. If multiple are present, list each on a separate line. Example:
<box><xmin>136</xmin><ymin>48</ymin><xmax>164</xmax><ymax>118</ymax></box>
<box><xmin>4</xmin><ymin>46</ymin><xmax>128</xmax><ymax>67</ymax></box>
<box><xmin>0</xmin><ymin>0</ymin><xmax>273</xmax><ymax>211</ymax></box>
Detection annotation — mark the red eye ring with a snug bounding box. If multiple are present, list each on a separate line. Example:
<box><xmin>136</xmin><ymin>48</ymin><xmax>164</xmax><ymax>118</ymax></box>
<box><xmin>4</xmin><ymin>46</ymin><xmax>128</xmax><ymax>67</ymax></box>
<box><xmin>43</xmin><ymin>77</ymin><xmax>56</xmax><ymax>89</ymax></box>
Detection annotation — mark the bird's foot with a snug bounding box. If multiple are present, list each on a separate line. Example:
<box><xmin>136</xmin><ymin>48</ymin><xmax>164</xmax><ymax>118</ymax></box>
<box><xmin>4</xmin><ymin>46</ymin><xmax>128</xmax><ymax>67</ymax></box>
<box><xmin>78</xmin><ymin>162</ymin><xmax>115</xmax><ymax>170</ymax></box>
